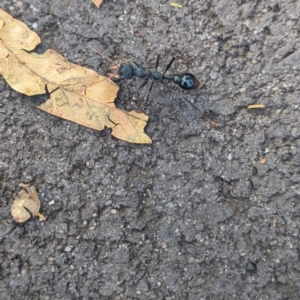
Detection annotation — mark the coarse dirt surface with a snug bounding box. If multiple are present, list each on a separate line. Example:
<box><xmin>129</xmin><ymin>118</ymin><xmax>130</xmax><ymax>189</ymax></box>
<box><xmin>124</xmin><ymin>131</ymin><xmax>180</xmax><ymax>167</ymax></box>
<box><xmin>0</xmin><ymin>0</ymin><xmax>300</xmax><ymax>299</ymax></box>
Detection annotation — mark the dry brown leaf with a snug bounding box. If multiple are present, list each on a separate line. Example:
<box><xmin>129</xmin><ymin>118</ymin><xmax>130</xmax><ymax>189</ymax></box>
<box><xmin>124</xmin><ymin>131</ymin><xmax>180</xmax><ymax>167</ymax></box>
<box><xmin>0</xmin><ymin>9</ymin><xmax>40</xmax><ymax>51</ymax></box>
<box><xmin>0</xmin><ymin>9</ymin><xmax>151</xmax><ymax>144</ymax></box>
<box><xmin>92</xmin><ymin>0</ymin><xmax>104</xmax><ymax>9</ymax></box>
<box><xmin>11</xmin><ymin>183</ymin><xmax>46</xmax><ymax>223</ymax></box>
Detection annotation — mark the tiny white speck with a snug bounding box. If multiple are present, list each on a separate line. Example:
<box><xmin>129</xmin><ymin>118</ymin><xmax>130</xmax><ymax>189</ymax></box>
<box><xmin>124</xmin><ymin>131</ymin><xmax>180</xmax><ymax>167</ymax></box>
<box><xmin>64</xmin><ymin>246</ymin><xmax>72</xmax><ymax>252</ymax></box>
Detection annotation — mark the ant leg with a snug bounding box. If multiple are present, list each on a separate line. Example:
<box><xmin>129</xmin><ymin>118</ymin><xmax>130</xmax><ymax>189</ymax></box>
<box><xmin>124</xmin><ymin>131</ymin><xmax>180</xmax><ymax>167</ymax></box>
<box><xmin>164</xmin><ymin>57</ymin><xmax>175</xmax><ymax>74</ymax></box>
<box><xmin>141</xmin><ymin>81</ymin><xmax>155</xmax><ymax>111</ymax></box>
<box><xmin>136</xmin><ymin>55</ymin><xmax>160</xmax><ymax>110</ymax></box>
<box><xmin>137</xmin><ymin>91</ymin><xmax>143</xmax><ymax>109</ymax></box>
<box><xmin>158</xmin><ymin>80</ymin><xmax>177</xmax><ymax>94</ymax></box>
<box><xmin>161</xmin><ymin>80</ymin><xmax>207</xmax><ymax>116</ymax></box>
<box><xmin>136</xmin><ymin>78</ymin><xmax>150</xmax><ymax>110</ymax></box>
<box><xmin>157</xmin><ymin>81</ymin><xmax>219</xmax><ymax>127</ymax></box>
<box><xmin>136</xmin><ymin>79</ymin><xmax>149</xmax><ymax>109</ymax></box>
<box><xmin>138</xmin><ymin>78</ymin><xmax>149</xmax><ymax>89</ymax></box>
<box><xmin>145</xmin><ymin>81</ymin><xmax>155</xmax><ymax>103</ymax></box>
<box><xmin>155</xmin><ymin>54</ymin><xmax>160</xmax><ymax>70</ymax></box>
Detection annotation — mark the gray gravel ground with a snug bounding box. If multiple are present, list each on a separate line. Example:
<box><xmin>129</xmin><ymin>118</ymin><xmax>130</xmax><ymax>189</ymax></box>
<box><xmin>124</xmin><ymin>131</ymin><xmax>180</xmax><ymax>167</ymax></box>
<box><xmin>0</xmin><ymin>0</ymin><xmax>300</xmax><ymax>299</ymax></box>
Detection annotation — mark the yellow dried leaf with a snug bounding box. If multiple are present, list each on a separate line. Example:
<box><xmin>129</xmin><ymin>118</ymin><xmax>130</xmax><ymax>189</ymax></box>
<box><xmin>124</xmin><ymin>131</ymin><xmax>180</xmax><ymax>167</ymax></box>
<box><xmin>34</xmin><ymin>50</ymin><xmax>151</xmax><ymax>144</ymax></box>
<box><xmin>11</xmin><ymin>183</ymin><xmax>46</xmax><ymax>223</ymax></box>
<box><xmin>0</xmin><ymin>9</ymin><xmax>151</xmax><ymax>144</ymax></box>
<box><xmin>0</xmin><ymin>47</ymin><xmax>46</xmax><ymax>95</ymax></box>
<box><xmin>0</xmin><ymin>9</ymin><xmax>40</xmax><ymax>51</ymax></box>
<box><xmin>92</xmin><ymin>0</ymin><xmax>104</xmax><ymax>8</ymax></box>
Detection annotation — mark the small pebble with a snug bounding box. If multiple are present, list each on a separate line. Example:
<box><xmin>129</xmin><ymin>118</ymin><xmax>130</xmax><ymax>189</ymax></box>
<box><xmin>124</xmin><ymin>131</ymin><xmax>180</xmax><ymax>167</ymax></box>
<box><xmin>289</xmin><ymin>13</ymin><xmax>299</xmax><ymax>20</ymax></box>
<box><xmin>209</xmin><ymin>71</ymin><xmax>218</xmax><ymax>79</ymax></box>
<box><xmin>277</xmin><ymin>276</ymin><xmax>286</xmax><ymax>284</ymax></box>
<box><xmin>155</xmin><ymin>206</ymin><xmax>163</xmax><ymax>213</ymax></box>
<box><xmin>64</xmin><ymin>246</ymin><xmax>72</xmax><ymax>252</ymax></box>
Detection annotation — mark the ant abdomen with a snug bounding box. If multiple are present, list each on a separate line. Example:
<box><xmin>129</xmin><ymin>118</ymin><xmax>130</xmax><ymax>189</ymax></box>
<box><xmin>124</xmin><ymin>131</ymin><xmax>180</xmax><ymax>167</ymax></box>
<box><xmin>173</xmin><ymin>73</ymin><xmax>199</xmax><ymax>90</ymax></box>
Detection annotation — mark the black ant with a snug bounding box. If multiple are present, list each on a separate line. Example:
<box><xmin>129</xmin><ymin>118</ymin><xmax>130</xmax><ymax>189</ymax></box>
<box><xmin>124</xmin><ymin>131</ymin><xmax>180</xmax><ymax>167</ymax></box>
<box><xmin>89</xmin><ymin>46</ymin><xmax>219</xmax><ymax>126</ymax></box>
<box><xmin>119</xmin><ymin>54</ymin><xmax>202</xmax><ymax>109</ymax></box>
<box><xmin>119</xmin><ymin>55</ymin><xmax>200</xmax><ymax>91</ymax></box>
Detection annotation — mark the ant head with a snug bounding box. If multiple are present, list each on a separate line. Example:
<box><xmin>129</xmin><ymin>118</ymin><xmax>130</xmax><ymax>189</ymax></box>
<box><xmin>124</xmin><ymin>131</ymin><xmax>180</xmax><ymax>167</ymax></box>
<box><xmin>173</xmin><ymin>73</ymin><xmax>200</xmax><ymax>90</ymax></box>
<box><xmin>119</xmin><ymin>64</ymin><xmax>134</xmax><ymax>79</ymax></box>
